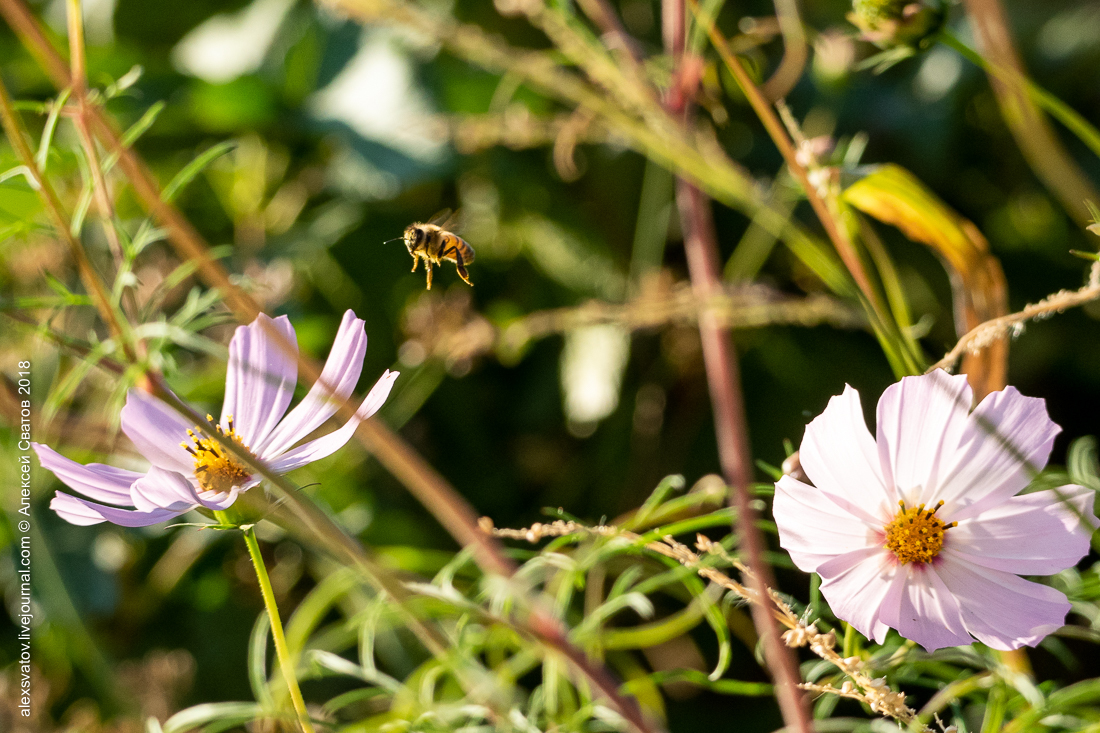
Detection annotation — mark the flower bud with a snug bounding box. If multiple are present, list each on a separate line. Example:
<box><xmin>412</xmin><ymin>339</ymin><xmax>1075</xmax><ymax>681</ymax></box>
<box><xmin>848</xmin><ymin>0</ymin><xmax>946</xmax><ymax>50</ymax></box>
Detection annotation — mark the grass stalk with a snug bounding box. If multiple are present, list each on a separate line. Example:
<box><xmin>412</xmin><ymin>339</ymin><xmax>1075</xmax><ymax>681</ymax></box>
<box><xmin>958</xmin><ymin>0</ymin><xmax>1099</xmax><ymax>227</ymax></box>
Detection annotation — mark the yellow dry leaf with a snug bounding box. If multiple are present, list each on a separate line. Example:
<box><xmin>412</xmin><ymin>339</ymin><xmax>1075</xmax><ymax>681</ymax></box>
<box><xmin>842</xmin><ymin>164</ymin><xmax>1008</xmax><ymax>398</ymax></box>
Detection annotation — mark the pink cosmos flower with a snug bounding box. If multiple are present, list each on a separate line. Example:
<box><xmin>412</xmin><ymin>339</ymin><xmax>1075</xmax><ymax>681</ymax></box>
<box><xmin>774</xmin><ymin>370</ymin><xmax>1098</xmax><ymax>652</ymax></box>
<box><xmin>35</xmin><ymin>310</ymin><xmax>399</xmax><ymax>527</ymax></box>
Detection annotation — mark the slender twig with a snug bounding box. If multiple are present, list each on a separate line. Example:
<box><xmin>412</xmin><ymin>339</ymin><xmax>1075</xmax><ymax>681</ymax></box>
<box><xmin>929</xmin><ymin>263</ymin><xmax>1100</xmax><ymax>374</ymax></box>
<box><xmin>0</xmin><ymin>75</ymin><xmax>136</xmax><ymax>364</ymax></box>
<box><xmin>409</xmin><ymin>285</ymin><xmax>861</xmax><ymax>366</ymax></box>
<box><xmin>575</xmin><ymin>0</ymin><xmax>646</xmax><ymax>67</ymax></box>
<box><xmin>65</xmin><ymin>0</ymin><xmax>141</xmax><ymax>329</ymax></box>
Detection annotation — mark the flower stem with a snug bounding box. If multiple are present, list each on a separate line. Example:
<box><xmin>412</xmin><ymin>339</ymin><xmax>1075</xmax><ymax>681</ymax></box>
<box><xmin>223</xmin><ymin>513</ymin><xmax>315</xmax><ymax>733</ymax></box>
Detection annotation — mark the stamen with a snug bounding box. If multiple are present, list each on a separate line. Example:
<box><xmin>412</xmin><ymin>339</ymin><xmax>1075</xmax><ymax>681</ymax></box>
<box><xmin>884</xmin><ymin>499</ymin><xmax>954</xmax><ymax>564</ymax></box>
<box><xmin>182</xmin><ymin>420</ymin><xmax>253</xmax><ymax>494</ymax></box>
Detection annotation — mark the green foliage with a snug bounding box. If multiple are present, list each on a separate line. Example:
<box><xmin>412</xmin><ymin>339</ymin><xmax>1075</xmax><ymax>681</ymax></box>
<box><xmin>2</xmin><ymin>0</ymin><xmax>1100</xmax><ymax>731</ymax></box>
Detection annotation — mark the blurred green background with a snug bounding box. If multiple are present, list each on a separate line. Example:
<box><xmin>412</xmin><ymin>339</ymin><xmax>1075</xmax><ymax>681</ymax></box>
<box><xmin>2</xmin><ymin>0</ymin><xmax>1100</xmax><ymax>728</ymax></box>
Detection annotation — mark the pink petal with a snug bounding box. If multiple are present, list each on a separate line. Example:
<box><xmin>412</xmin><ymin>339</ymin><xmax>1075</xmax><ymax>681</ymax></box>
<box><xmin>255</xmin><ymin>310</ymin><xmax>367</xmax><ymax>459</ymax></box>
<box><xmin>876</xmin><ymin>371</ymin><xmax>973</xmax><ymax>506</ymax></box>
<box><xmin>50</xmin><ymin>491</ymin><xmax>185</xmax><ymax>527</ymax></box>
<box><xmin>936</xmin><ymin>550</ymin><xmax>1071</xmax><ymax>650</ymax></box>
<box><xmin>131</xmin><ymin>467</ymin><xmax>198</xmax><ymax>513</ymax></box>
<box><xmin>266</xmin><ymin>370</ymin><xmax>399</xmax><ymax>474</ymax></box>
<box><xmin>774</xmin><ymin>475</ymin><xmax>881</xmax><ymax>572</ymax></box>
<box><xmin>877</xmin><ymin>563</ymin><xmax>970</xmax><ymax>652</ymax></box>
<box><xmin>798</xmin><ymin>385</ymin><xmax>894</xmax><ymax>524</ymax></box>
<box><xmin>33</xmin><ymin>443</ymin><xmax>139</xmax><ymax>506</ymax></box>
<box><xmin>221</xmin><ymin>314</ymin><xmax>299</xmax><ymax>449</ymax></box>
<box><xmin>935</xmin><ymin>387</ymin><xmax>1061</xmax><ymax>522</ymax></box>
<box><xmin>120</xmin><ymin>390</ymin><xmax>195</xmax><ymax>474</ymax></box>
<box><xmin>947</xmin><ymin>485</ymin><xmax>1097</xmax><ymax>575</ymax></box>
<box><xmin>816</xmin><ymin>547</ymin><xmax>899</xmax><ymax>644</ymax></box>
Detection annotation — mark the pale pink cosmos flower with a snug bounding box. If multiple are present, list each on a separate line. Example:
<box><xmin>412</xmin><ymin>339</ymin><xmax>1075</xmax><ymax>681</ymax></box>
<box><xmin>774</xmin><ymin>370</ymin><xmax>1098</xmax><ymax>653</ymax></box>
<box><xmin>35</xmin><ymin>310</ymin><xmax>399</xmax><ymax>527</ymax></box>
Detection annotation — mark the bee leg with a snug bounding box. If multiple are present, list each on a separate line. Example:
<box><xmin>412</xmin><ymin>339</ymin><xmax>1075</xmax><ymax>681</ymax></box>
<box><xmin>425</xmin><ymin>260</ymin><xmax>434</xmax><ymax>290</ymax></box>
<box><xmin>411</xmin><ymin>253</ymin><xmax>419</xmax><ymax>273</ymax></box>
<box><xmin>455</xmin><ymin>252</ymin><xmax>473</xmax><ymax>286</ymax></box>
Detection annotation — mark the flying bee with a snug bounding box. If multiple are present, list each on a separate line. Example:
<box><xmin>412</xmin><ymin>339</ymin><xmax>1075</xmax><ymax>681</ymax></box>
<box><xmin>398</xmin><ymin>209</ymin><xmax>475</xmax><ymax>290</ymax></box>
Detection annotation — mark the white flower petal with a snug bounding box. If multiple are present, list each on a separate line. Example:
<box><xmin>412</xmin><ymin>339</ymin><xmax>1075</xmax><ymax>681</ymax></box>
<box><xmin>120</xmin><ymin>390</ymin><xmax>195</xmax><ymax>474</ymax></box>
<box><xmin>221</xmin><ymin>313</ymin><xmax>299</xmax><ymax>449</ymax></box>
<box><xmin>799</xmin><ymin>385</ymin><xmax>894</xmax><ymax>523</ymax></box>
<box><xmin>266</xmin><ymin>370</ymin><xmax>399</xmax><ymax>474</ymax></box>
<box><xmin>50</xmin><ymin>491</ymin><xmax>186</xmax><ymax>527</ymax></box>
<box><xmin>937</xmin><ymin>550</ymin><xmax>1071</xmax><ymax>650</ymax></box>
<box><xmin>774</xmin><ymin>475</ymin><xmax>881</xmax><ymax>572</ymax></box>
<box><xmin>816</xmin><ymin>547</ymin><xmax>899</xmax><ymax>644</ymax></box>
<box><xmin>33</xmin><ymin>443</ymin><xmax>139</xmax><ymax>506</ymax></box>
<box><xmin>948</xmin><ymin>486</ymin><xmax>1097</xmax><ymax>575</ymax></box>
<box><xmin>876</xmin><ymin>370</ymin><xmax>972</xmax><ymax>505</ymax></box>
<box><xmin>877</xmin><ymin>563</ymin><xmax>970</xmax><ymax>652</ymax></box>
<box><xmin>191</xmin><ymin>483</ymin><xmax>244</xmax><ymax>511</ymax></box>
<box><xmin>256</xmin><ymin>310</ymin><xmax>367</xmax><ymax>459</ymax></box>
<box><xmin>130</xmin><ymin>467</ymin><xmax>199</xmax><ymax>513</ymax></box>
<box><xmin>936</xmin><ymin>387</ymin><xmax>1061</xmax><ymax>521</ymax></box>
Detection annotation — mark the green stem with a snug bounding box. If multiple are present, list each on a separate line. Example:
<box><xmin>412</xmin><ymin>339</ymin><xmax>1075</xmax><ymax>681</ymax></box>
<box><xmin>219</xmin><ymin>511</ymin><xmax>315</xmax><ymax>733</ymax></box>
<box><xmin>941</xmin><ymin>30</ymin><xmax>1100</xmax><ymax>165</ymax></box>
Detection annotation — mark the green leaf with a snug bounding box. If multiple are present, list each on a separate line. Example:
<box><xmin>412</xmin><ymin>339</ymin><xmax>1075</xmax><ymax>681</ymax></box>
<box><xmin>36</xmin><ymin>89</ymin><xmax>71</xmax><ymax>173</ymax></box>
<box><xmin>1068</xmin><ymin>437</ymin><xmax>1100</xmax><ymax>492</ymax></box>
<box><xmin>105</xmin><ymin>65</ymin><xmax>144</xmax><ymax>99</ymax></box>
<box><xmin>1</xmin><ymin>294</ymin><xmax>93</xmax><ymax>309</ymax></box>
<box><xmin>163</xmin><ymin>141</ymin><xmax>237</xmax><ymax>202</ymax></box>
<box><xmin>0</xmin><ymin>165</ymin><xmax>36</xmax><ymax>187</ymax></box>
<box><xmin>247</xmin><ymin>612</ymin><xmax>274</xmax><ymax>708</ymax></box>
<box><xmin>621</xmin><ymin>668</ymin><xmax>773</xmax><ymax>697</ymax></box>
<box><xmin>161</xmin><ymin>702</ymin><xmax>268</xmax><ymax>733</ymax></box>
<box><xmin>120</xmin><ymin>101</ymin><xmax>166</xmax><ymax>149</ymax></box>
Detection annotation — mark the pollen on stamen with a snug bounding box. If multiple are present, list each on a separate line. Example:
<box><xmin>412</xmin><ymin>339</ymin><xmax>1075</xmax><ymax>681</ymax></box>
<box><xmin>182</xmin><ymin>419</ymin><xmax>253</xmax><ymax>494</ymax></box>
<box><xmin>883</xmin><ymin>499</ymin><xmax>956</xmax><ymax>565</ymax></box>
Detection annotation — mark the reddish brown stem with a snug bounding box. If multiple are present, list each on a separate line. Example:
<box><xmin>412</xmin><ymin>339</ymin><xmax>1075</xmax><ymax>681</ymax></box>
<box><xmin>677</xmin><ymin>180</ymin><xmax>814</xmax><ymax>733</ymax></box>
<box><xmin>664</xmin><ymin>2</ymin><xmax>812</xmax><ymax>731</ymax></box>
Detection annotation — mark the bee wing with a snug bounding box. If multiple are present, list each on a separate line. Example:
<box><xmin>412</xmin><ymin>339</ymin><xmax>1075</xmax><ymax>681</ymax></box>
<box><xmin>428</xmin><ymin>208</ymin><xmax>464</xmax><ymax>232</ymax></box>
<box><xmin>424</xmin><ymin>205</ymin><xmax>451</xmax><ymax>225</ymax></box>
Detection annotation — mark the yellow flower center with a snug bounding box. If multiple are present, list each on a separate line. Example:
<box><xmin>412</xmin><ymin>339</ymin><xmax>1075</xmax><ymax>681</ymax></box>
<box><xmin>180</xmin><ymin>414</ymin><xmax>253</xmax><ymax>494</ymax></box>
<box><xmin>883</xmin><ymin>500</ymin><xmax>956</xmax><ymax>564</ymax></box>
